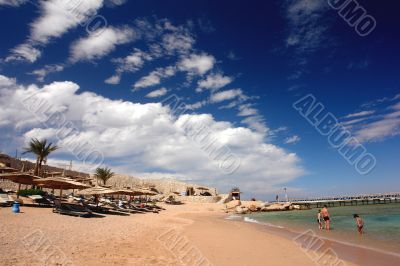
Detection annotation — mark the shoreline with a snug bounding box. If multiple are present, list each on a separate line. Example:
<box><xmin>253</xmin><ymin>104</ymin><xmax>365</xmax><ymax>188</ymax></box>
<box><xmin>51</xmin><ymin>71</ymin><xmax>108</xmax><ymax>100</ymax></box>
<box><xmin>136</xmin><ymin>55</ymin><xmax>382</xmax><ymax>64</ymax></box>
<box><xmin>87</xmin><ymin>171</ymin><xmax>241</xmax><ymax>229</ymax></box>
<box><xmin>229</xmin><ymin>214</ymin><xmax>400</xmax><ymax>266</ymax></box>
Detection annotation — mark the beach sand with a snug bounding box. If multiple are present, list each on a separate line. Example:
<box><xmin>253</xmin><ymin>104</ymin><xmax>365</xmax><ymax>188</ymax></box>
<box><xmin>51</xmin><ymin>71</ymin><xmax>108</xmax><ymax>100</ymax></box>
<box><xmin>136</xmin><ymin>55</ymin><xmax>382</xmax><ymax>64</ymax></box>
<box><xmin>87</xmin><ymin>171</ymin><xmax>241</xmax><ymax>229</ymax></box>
<box><xmin>0</xmin><ymin>202</ymin><xmax>357</xmax><ymax>266</ymax></box>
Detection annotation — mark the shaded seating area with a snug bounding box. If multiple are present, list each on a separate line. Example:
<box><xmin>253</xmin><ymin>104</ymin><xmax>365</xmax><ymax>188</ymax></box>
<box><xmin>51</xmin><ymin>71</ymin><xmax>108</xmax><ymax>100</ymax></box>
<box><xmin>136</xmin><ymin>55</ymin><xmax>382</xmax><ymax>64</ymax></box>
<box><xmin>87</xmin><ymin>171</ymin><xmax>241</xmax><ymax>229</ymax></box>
<box><xmin>28</xmin><ymin>195</ymin><xmax>53</xmax><ymax>206</ymax></box>
<box><xmin>53</xmin><ymin>199</ymin><xmax>92</xmax><ymax>217</ymax></box>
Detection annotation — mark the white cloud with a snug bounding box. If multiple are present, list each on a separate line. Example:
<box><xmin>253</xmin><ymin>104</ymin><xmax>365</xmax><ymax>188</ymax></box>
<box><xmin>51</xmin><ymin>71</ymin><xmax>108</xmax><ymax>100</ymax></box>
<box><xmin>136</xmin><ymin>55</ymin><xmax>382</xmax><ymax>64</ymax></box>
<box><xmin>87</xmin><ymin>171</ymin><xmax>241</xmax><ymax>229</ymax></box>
<box><xmin>197</xmin><ymin>73</ymin><xmax>233</xmax><ymax>92</ymax></box>
<box><xmin>0</xmin><ymin>76</ymin><xmax>304</xmax><ymax>195</ymax></box>
<box><xmin>285</xmin><ymin>135</ymin><xmax>301</xmax><ymax>144</ymax></box>
<box><xmin>5</xmin><ymin>44</ymin><xmax>42</xmax><ymax>63</ymax></box>
<box><xmin>104</xmin><ymin>75</ymin><xmax>121</xmax><ymax>85</ymax></box>
<box><xmin>185</xmin><ymin>100</ymin><xmax>207</xmax><ymax>110</ymax></box>
<box><xmin>146</xmin><ymin>88</ymin><xmax>168</xmax><ymax>98</ymax></box>
<box><xmin>352</xmin><ymin>109</ymin><xmax>400</xmax><ymax>143</ymax></box>
<box><xmin>70</xmin><ymin>26</ymin><xmax>135</xmax><ymax>62</ymax></box>
<box><xmin>241</xmin><ymin>116</ymin><xmax>268</xmax><ymax>134</ymax></box>
<box><xmin>344</xmin><ymin>110</ymin><xmax>375</xmax><ymax>119</ymax></box>
<box><xmin>0</xmin><ymin>0</ymin><xmax>27</xmax><ymax>7</ymax></box>
<box><xmin>31</xmin><ymin>0</ymin><xmax>104</xmax><ymax>44</ymax></box>
<box><xmin>210</xmin><ymin>89</ymin><xmax>245</xmax><ymax>103</ymax></box>
<box><xmin>342</xmin><ymin>96</ymin><xmax>400</xmax><ymax>143</ymax></box>
<box><xmin>106</xmin><ymin>49</ymin><xmax>152</xmax><ymax>85</ymax></box>
<box><xmin>133</xmin><ymin>66</ymin><xmax>176</xmax><ymax>90</ymax></box>
<box><xmin>6</xmin><ymin>0</ymin><xmax>104</xmax><ymax>62</ymax></box>
<box><xmin>178</xmin><ymin>53</ymin><xmax>215</xmax><ymax>75</ymax></box>
<box><xmin>162</xmin><ymin>27</ymin><xmax>195</xmax><ymax>55</ymax></box>
<box><xmin>30</xmin><ymin>64</ymin><xmax>64</xmax><ymax>81</ymax></box>
<box><xmin>105</xmin><ymin>0</ymin><xmax>127</xmax><ymax>7</ymax></box>
<box><xmin>284</xmin><ymin>0</ymin><xmax>329</xmax><ymax>74</ymax></box>
<box><xmin>238</xmin><ymin>104</ymin><xmax>258</xmax><ymax>117</ymax></box>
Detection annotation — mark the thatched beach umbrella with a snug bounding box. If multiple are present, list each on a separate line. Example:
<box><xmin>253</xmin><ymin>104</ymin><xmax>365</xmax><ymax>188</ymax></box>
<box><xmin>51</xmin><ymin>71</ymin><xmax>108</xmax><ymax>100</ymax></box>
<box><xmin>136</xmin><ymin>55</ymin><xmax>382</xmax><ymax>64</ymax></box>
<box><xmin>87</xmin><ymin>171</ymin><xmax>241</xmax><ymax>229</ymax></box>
<box><xmin>0</xmin><ymin>172</ymin><xmax>40</xmax><ymax>198</ymax></box>
<box><xmin>140</xmin><ymin>189</ymin><xmax>158</xmax><ymax>196</ymax></box>
<box><xmin>113</xmin><ymin>188</ymin><xmax>145</xmax><ymax>196</ymax></box>
<box><xmin>77</xmin><ymin>186</ymin><xmax>116</xmax><ymax>196</ymax></box>
<box><xmin>33</xmin><ymin>177</ymin><xmax>90</xmax><ymax>199</ymax></box>
<box><xmin>0</xmin><ymin>166</ymin><xmax>19</xmax><ymax>174</ymax></box>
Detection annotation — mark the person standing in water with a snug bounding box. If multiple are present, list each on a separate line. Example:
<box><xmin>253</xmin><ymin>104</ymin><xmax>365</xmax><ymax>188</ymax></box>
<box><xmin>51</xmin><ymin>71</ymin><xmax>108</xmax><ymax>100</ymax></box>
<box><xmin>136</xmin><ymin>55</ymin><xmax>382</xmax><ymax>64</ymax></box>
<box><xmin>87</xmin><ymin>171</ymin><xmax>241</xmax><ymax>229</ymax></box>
<box><xmin>317</xmin><ymin>210</ymin><xmax>323</xmax><ymax>229</ymax></box>
<box><xmin>321</xmin><ymin>205</ymin><xmax>331</xmax><ymax>230</ymax></box>
<box><xmin>353</xmin><ymin>214</ymin><xmax>364</xmax><ymax>235</ymax></box>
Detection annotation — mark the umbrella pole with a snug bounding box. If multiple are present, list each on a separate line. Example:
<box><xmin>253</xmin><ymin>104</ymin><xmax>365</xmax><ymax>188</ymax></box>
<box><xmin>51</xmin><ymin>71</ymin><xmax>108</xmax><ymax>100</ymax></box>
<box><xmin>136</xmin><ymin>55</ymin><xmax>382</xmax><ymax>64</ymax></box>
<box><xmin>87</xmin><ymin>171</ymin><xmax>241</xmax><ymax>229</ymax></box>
<box><xmin>60</xmin><ymin>189</ymin><xmax>62</xmax><ymax>200</ymax></box>
<box><xmin>17</xmin><ymin>183</ymin><xmax>21</xmax><ymax>199</ymax></box>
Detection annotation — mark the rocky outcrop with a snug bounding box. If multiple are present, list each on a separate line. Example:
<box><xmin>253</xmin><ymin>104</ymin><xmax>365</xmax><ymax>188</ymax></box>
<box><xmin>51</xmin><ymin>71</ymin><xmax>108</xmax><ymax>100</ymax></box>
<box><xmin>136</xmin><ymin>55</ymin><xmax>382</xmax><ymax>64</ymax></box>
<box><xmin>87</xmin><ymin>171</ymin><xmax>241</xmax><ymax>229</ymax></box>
<box><xmin>223</xmin><ymin>200</ymin><xmax>302</xmax><ymax>214</ymax></box>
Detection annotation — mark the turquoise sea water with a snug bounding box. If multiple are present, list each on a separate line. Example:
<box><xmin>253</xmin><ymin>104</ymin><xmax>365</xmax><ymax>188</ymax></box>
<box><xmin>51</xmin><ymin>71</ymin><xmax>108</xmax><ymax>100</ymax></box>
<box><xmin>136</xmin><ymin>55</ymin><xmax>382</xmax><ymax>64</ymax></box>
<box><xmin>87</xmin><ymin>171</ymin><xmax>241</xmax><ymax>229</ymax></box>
<box><xmin>246</xmin><ymin>203</ymin><xmax>400</xmax><ymax>254</ymax></box>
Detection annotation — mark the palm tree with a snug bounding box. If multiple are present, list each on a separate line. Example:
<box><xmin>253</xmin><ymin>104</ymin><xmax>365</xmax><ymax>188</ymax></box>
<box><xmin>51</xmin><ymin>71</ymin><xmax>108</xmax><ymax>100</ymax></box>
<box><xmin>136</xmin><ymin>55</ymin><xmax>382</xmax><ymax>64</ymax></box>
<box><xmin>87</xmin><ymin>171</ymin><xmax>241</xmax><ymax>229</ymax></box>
<box><xmin>23</xmin><ymin>138</ymin><xmax>59</xmax><ymax>176</ymax></box>
<box><xmin>95</xmin><ymin>167</ymin><xmax>114</xmax><ymax>186</ymax></box>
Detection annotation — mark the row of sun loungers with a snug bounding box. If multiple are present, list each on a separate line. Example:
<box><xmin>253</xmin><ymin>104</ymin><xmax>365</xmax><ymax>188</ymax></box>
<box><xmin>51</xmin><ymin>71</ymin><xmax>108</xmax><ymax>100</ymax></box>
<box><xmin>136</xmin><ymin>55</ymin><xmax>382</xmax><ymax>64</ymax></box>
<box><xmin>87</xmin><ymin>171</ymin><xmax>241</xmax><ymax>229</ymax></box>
<box><xmin>0</xmin><ymin>192</ymin><xmax>166</xmax><ymax>218</ymax></box>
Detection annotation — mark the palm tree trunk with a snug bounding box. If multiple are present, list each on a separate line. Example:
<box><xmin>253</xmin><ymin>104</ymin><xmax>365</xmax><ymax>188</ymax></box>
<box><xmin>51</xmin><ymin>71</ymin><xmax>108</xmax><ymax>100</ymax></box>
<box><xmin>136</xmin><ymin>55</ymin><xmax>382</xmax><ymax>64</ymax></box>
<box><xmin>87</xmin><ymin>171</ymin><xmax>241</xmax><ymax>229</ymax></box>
<box><xmin>34</xmin><ymin>157</ymin><xmax>40</xmax><ymax>176</ymax></box>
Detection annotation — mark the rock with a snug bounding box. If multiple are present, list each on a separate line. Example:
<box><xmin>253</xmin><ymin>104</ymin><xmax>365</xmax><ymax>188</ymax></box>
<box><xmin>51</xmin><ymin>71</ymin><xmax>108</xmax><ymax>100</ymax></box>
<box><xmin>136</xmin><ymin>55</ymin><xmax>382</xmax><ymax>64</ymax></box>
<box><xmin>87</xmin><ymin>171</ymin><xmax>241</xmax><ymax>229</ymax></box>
<box><xmin>293</xmin><ymin>205</ymin><xmax>301</xmax><ymax>210</ymax></box>
<box><xmin>225</xmin><ymin>200</ymin><xmax>241</xmax><ymax>209</ymax></box>
<box><xmin>235</xmin><ymin>206</ymin><xmax>244</xmax><ymax>214</ymax></box>
<box><xmin>248</xmin><ymin>204</ymin><xmax>258</xmax><ymax>212</ymax></box>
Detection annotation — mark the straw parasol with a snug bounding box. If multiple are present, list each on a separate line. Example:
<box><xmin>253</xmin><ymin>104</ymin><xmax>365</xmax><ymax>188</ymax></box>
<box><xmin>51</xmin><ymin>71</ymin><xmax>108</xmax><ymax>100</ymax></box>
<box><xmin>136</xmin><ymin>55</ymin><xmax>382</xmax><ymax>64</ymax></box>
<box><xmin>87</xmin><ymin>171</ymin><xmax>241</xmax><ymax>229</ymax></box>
<box><xmin>0</xmin><ymin>172</ymin><xmax>41</xmax><ymax>198</ymax></box>
<box><xmin>33</xmin><ymin>177</ymin><xmax>90</xmax><ymax>198</ymax></box>
<box><xmin>113</xmin><ymin>188</ymin><xmax>145</xmax><ymax>196</ymax></box>
<box><xmin>77</xmin><ymin>186</ymin><xmax>116</xmax><ymax>196</ymax></box>
<box><xmin>140</xmin><ymin>189</ymin><xmax>158</xmax><ymax>196</ymax></box>
<box><xmin>0</xmin><ymin>166</ymin><xmax>19</xmax><ymax>173</ymax></box>
<box><xmin>196</xmin><ymin>186</ymin><xmax>209</xmax><ymax>191</ymax></box>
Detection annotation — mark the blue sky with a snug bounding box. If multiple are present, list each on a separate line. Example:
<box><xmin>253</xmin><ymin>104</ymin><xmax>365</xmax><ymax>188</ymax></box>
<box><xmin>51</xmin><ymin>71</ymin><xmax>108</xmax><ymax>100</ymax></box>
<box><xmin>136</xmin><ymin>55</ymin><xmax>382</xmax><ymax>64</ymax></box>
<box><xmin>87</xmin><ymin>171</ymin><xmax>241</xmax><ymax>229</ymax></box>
<box><xmin>0</xmin><ymin>0</ymin><xmax>399</xmax><ymax>200</ymax></box>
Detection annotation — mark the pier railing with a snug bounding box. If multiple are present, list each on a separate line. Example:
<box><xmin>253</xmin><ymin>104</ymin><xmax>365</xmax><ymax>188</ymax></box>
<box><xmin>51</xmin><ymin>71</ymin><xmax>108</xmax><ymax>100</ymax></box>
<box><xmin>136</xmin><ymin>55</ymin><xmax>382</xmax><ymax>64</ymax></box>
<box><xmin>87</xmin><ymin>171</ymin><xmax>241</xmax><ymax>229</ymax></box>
<box><xmin>289</xmin><ymin>192</ymin><xmax>400</xmax><ymax>208</ymax></box>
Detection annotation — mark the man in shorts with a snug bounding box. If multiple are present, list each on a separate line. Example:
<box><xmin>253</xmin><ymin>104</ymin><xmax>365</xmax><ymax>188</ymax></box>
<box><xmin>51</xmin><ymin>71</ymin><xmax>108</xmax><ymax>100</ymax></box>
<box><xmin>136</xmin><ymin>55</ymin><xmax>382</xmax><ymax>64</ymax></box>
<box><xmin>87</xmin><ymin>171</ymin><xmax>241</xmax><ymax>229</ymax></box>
<box><xmin>321</xmin><ymin>205</ymin><xmax>330</xmax><ymax>230</ymax></box>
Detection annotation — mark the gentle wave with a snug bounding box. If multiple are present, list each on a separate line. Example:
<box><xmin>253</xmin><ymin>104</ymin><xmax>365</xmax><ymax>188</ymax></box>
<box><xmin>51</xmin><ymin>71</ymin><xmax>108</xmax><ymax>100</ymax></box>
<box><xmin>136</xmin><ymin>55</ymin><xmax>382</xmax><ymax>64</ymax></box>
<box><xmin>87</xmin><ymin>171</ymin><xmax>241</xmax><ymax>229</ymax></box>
<box><xmin>243</xmin><ymin>216</ymin><xmax>284</xmax><ymax>228</ymax></box>
<box><xmin>225</xmin><ymin>215</ymin><xmax>242</xmax><ymax>220</ymax></box>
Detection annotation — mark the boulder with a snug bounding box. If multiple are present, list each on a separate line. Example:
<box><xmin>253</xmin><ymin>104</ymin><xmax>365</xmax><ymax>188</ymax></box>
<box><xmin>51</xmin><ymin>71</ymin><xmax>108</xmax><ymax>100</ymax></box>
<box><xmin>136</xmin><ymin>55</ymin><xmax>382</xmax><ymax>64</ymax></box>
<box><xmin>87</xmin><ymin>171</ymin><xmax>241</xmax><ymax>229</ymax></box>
<box><xmin>235</xmin><ymin>206</ymin><xmax>244</xmax><ymax>214</ymax></box>
<box><xmin>225</xmin><ymin>200</ymin><xmax>241</xmax><ymax>209</ymax></box>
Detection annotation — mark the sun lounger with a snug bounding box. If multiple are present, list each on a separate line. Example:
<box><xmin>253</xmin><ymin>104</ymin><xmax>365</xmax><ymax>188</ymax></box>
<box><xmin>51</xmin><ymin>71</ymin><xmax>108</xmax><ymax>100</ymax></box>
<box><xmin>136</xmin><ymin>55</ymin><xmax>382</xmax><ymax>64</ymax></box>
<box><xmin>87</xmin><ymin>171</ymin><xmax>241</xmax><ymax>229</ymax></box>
<box><xmin>28</xmin><ymin>195</ymin><xmax>53</xmax><ymax>206</ymax></box>
<box><xmin>52</xmin><ymin>200</ymin><xmax>92</xmax><ymax>217</ymax></box>
<box><xmin>86</xmin><ymin>204</ymin><xmax>110</xmax><ymax>214</ymax></box>
<box><xmin>0</xmin><ymin>194</ymin><xmax>13</xmax><ymax>206</ymax></box>
<box><xmin>129</xmin><ymin>204</ymin><xmax>158</xmax><ymax>213</ymax></box>
<box><xmin>165</xmin><ymin>199</ymin><xmax>183</xmax><ymax>205</ymax></box>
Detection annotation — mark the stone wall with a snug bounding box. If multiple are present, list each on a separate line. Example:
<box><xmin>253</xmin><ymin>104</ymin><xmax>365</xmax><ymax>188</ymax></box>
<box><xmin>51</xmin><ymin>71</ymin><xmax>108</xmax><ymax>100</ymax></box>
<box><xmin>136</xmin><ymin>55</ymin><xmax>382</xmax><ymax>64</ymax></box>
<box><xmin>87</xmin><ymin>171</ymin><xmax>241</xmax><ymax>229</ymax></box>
<box><xmin>177</xmin><ymin>195</ymin><xmax>221</xmax><ymax>203</ymax></box>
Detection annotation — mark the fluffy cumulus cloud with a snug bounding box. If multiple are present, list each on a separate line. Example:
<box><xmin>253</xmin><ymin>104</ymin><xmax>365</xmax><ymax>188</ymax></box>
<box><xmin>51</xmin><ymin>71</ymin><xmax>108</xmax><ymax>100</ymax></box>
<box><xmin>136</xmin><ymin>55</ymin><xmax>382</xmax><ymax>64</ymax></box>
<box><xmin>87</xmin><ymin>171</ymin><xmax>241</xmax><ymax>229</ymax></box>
<box><xmin>70</xmin><ymin>26</ymin><xmax>135</xmax><ymax>62</ymax></box>
<box><xmin>0</xmin><ymin>75</ymin><xmax>304</xmax><ymax>195</ymax></box>
<box><xmin>178</xmin><ymin>53</ymin><xmax>215</xmax><ymax>75</ymax></box>
<box><xmin>146</xmin><ymin>88</ymin><xmax>168</xmax><ymax>98</ymax></box>
<box><xmin>210</xmin><ymin>89</ymin><xmax>245</xmax><ymax>103</ymax></box>
<box><xmin>197</xmin><ymin>73</ymin><xmax>233</xmax><ymax>92</ymax></box>
<box><xmin>105</xmin><ymin>49</ymin><xmax>152</xmax><ymax>85</ymax></box>
<box><xmin>6</xmin><ymin>0</ymin><xmax>104</xmax><ymax>62</ymax></box>
<box><xmin>5</xmin><ymin>44</ymin><xmax>42</xmax><ymax>63</ymax></box>
<box><xmin>133</xmin><ymin>66</ymin><xmax>176</xmax><ymax>90</ymax></box>
<box><xmin>30</xmin><ymin>64</ymin><xmax>64</xmax><ymax>81</ymax></box>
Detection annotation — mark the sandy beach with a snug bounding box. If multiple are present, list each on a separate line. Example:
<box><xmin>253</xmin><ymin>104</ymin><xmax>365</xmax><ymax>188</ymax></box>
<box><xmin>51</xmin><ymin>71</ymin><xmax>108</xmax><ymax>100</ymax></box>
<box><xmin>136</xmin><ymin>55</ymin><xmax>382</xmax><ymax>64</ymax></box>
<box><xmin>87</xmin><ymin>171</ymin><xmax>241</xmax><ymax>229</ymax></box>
<box><xmin>0</xmin><ymin>202</ymin><xmax>361</xmax><ymax>266</ymax></box>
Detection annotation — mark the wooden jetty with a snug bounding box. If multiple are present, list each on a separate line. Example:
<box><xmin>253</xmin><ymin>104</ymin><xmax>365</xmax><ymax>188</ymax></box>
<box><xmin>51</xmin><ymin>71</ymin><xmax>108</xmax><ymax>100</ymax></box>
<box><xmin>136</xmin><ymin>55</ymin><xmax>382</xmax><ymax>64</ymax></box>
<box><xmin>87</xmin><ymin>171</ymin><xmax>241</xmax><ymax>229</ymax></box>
<box><xmin>290</xmin><ymin>192</ymin><xmax>400</xmax><ymax>208</ymax></box>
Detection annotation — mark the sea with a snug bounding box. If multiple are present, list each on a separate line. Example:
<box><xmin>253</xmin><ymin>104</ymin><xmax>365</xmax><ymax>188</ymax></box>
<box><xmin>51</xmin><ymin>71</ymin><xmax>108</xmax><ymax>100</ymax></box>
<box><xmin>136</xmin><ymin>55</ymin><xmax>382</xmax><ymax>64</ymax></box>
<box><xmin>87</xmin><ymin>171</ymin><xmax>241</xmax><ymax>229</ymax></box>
<box><xmin>231</xmin><ymin>203</ymin><xmax>400</xmax><ymax>262</ymax></box>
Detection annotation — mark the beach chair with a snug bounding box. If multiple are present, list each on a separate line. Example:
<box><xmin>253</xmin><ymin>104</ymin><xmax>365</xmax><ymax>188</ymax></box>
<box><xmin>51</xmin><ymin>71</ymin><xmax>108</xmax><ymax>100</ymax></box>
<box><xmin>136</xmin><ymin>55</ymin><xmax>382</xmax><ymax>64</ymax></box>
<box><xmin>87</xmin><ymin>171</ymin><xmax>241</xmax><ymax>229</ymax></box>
<box><xmin>130</xmin><ymin>203</ymin><xmax>159</xmax><ymax>213</ymax></box>
<box><xmin>53</xmin><ymin>200</ymin><xmax>92</xmax><ymax>217</ymax></box>
<box><xmin>0</xmin><ymin>194</ymin><xmax>13</xmax><ymax>206</ymax></box>
<box><xmin>28</xmin><ymin>195</ymin><xmax>53</xmax><ymax>206</ymax></box>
